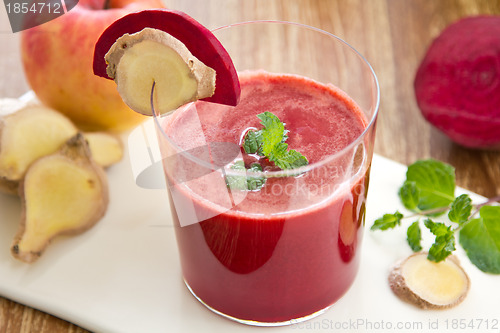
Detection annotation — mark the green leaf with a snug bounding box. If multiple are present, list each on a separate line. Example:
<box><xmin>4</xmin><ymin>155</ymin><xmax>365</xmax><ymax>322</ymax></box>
<box><xmin>424</xmin><ymin>219</ymin><xmax>455</xmax><ymax>262</ymax></box>
<box><xmin>448</xmin><ymin>194</ymin><xmax>472</xmax><ymax>225</ymax></box>
<box><xmin>246</xmin><ymin>163</ymin><xmax>266</xmax><ymax>191</ymax></box>
<box><xmin>257</xmin><ymin>112</ymin><xmax>287</xmax><ymax>156</ymax></box>
<box><xmin>225</xmin><ymin>161</ymin><xmax>266</xmax><ymax>191</ymax></box>
<box><xmin>399</xmin><ymin>181</ymin><xmax>420</xmax><ymax>211</ymax></box>
<box><xmin>268</xmin><ymin>142</ymin><xmax>309</xmax><ymax>170</ymax></box>
<box><xmin>406</xmin><ymin>159</ymin><xmax>455</xmax><ymax>215</ymax></box>
<box><xmin>225</xmin><ymin>161</ymin><xmax>247</xmax><ymax>190</ymax></box>
<box><xmin>244</xmin><ymin>112</ymin><xmax>308</xmax><ymax>170</ymax></box>
<box><xmin>459</xmin><ymin>206</ymin><xmax>500</xmax><ymax>274</ymax></box>
<box><xmin>371</xmin><ymin>211</ymin><xmax>404</xmax><ymax>231</ymax></box>
<box><xmin>231</xmin><ymin>160</ymin><xmax>246</xmax><ymax>170</ymax></box>
<box><xmin>242</xmin><ymin>130</ymin><xmax>263</xmax><ymax>155</ymax></box>
<box><xmin>407</xmin><ymin>220</ymin><xmax>422</xmax><ymax>252</ymax></box>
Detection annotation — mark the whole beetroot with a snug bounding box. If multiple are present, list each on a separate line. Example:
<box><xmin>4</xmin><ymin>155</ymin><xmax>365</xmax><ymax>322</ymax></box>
<box><xmin>414</xmin><ymin>16</ymin><xmax>500</xmax><ymax>150</ymax></box>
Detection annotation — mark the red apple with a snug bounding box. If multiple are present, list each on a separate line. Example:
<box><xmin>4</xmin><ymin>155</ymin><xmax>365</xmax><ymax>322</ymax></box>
<box><xmin>93</xmin><ymin>9</ymin><xmax>241</xmax><ymax>112</ymax></box>
<box><xmin>21</xmin><ymin>0</ymin><xmax>165</xmax><ymax>132</ymax></box>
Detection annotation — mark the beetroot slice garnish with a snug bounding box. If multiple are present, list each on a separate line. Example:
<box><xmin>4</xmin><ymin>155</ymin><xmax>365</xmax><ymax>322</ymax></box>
<box><xmin>93</xmin><ymin>9</ymin><xmax>240</xmax><ymax>106</ymax></box>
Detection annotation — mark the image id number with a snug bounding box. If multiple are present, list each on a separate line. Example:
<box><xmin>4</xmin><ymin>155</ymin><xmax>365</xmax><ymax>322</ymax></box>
<box><xmin>444</xmin><ymin>318</ymin><xmax>499</xmax><ymax>331</ymax></box>
<box><xmin>6</xmin><ymin>1</ymin><xmax>63</xmax><ymax>14</ymax></box>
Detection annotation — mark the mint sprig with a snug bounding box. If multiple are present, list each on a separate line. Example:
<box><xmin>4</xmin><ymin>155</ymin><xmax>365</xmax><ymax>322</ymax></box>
<box><xmin>424</xmin><ymin>219</ymin><xmax>456</xmax><ymax>262</ymax></box>
<box><xmin>226</xmin><ymin>112</ymin><xmax>308</xmax><ymax>192</ymax></box>
<box><xmin>371</xmin><ymin>211</ymin><xmax>404</xmax><ymax>230</ymax></box>
<box><xmin>371</xmin><ymin>158</ymin><xmax>500</xmax><ymax>274</ymax></box>
<box><xmin>243</xmin><ymin>112</ymin><xmax>308</xmax><ymax>170</ymax></box>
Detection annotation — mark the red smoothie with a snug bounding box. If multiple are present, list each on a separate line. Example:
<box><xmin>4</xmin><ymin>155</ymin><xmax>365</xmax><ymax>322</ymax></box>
<box><xmin>160</xmin><ymin>71</ymin><xmax>370</xmax><ymax>323</ymax></box>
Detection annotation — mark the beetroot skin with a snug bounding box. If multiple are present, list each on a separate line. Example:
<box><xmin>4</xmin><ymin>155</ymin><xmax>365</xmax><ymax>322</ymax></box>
<box><xmin>414</xmin><ymin>16</ymin><xmax>500</xmax><ymax>149</ymax></box>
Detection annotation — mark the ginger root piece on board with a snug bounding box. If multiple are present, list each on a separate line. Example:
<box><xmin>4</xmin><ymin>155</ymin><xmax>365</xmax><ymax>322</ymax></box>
<box><xmin>0</xmin><ymin>101</ymin><xmax>124</xmax><ymax>195</ymax></box>
<box><xmin>84</xmin><ymin>132</ymin><xmax>124</xmax><ymax>168</ymax></box>
<box><xmin>11</xmin><ymin>133</ymin><xmax>109</xmax><ymax>263</ymax></box>
<box><xmin>389</xmin><ymin>252</ymin><xmax>470</xmax><ymax>309</ymax></box>
<box><xmin>0</xmin><ymin>104</ymin><xmax>78</xmax><ymax>181</ymax></box>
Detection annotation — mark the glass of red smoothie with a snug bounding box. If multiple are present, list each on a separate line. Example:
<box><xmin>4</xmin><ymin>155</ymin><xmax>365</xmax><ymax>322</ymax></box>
<box><xmin>153</xmin><ymin>21</ymin><xmax>379</xmax><ymax>326</ymax></box>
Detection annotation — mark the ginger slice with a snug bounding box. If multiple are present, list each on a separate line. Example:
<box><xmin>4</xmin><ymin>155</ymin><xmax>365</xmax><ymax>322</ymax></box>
<box><xmin>11</xmin><ymin>133</ymin><xmax>109</xmax><ymax>263</ymax></box>
<box><xmin>105</xmin><ymin>27</ymin><xmax>216</xmax><ymax>116</ymax></box>
<box><xmin>0</xmin><ymin>104</ymin><xmax>78</xmax><ymax>181</ymax></box>
<box><xmin>389</xmin><ymin>252</ymin><xmax>470</xmax><ymax>309</ymax></box>
<box><xmin>84</xmin><ymin>132</ymin><xmax>124</xmax><ymax>168</ymax></box>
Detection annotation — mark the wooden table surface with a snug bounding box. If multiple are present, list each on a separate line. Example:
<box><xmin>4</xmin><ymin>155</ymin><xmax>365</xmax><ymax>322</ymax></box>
<box><xmin>1</xmin><ymin>0</ymin><xmax>499</xmax><ymax>332</ymax></box>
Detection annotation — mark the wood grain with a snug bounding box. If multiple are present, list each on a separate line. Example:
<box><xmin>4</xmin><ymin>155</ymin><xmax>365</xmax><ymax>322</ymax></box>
<box><xmin>1</xmin><ymin>0</ymin><xmax>499</xmax><ymax>332</ymax></box>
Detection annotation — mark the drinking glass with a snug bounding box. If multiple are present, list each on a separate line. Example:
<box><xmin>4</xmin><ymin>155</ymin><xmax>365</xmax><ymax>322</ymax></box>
<box><xmin>153</xmin><ymin>21</ymin><xmax>379</xmax><ymax>326</ymax></box>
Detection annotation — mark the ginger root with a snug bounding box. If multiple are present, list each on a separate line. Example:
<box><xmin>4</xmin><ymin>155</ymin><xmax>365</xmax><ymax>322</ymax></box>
<box><xmin>389</xmin><ymin>252</ymin><xmax>470</xmax><ymax>309</ymax></box>
<box><xmin>11</xmin><ymin>134</ymin><xmax>109</xmax><ymax>263</ymax></box>
<box><xmin>0</xmin><ymin>102</ymin><xmax>123</xmax><ymax>196</ymax></box>
<box><xmin>0</xmin><ymin>178</ymin><xmax>19</xmax><ymax>195</ymax></box>
<box><xmin>0</xmin><ymin>104</ymin><xmax>78</xmax><ymax>181</ymax></box>
<box><xmin>84</xmin><ymin>132</ymin><xmax>124</xmax><ymax>168</ymax></box>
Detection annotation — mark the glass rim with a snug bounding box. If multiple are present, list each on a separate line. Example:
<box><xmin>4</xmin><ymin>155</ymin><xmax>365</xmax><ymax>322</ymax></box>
<box><xmin>153</xmin><ymin>20</ymin><xmax>380</xmax><ymax>177</ymax></box>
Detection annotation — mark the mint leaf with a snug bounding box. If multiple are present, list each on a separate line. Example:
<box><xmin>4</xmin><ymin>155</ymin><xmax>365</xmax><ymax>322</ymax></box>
<box><xmin>225</xmin><ymin>161</ymin><xmax>248</xmax><ymax>190</ymax></box>
<box><xmin>246</xmin><ymin>163</ymin><xmax>266</xmax><ymax>191</ymax></box>
<box><xmin>243</xmin><ymin>112</ymin><xmax>308</xmax><ymax>170</ymax></box>
<box><xmin>242</xmin><ymin>130</ymin><xmax>263</xmax><ymax>155</ymax></box>
<box><xmin>268</xmin><ymin>142</ymin><xmax>308</xmax><ymax>170</ymax></box>
<box><xmin>257</xmin><ymin>112</ymin><xmax>287</xmax><ymax>156</ymax></box>
<box><xmin>232</xmin><ymin>160</ymin><xmax>246</xmax><ymax>170</ymax></box>
<box><xmin>407</xmin><ymin>221</ymin><xmax>422</xmax><ymax>252</ymax></box>
<box><xmin>371</xmin><ymin>211</ymin><xmax>404</xmax><ymax>231</ymax></box>
<box><xmin>406</xmin><ymin>159</ymin><xmax>455</xmax><ymax>214</ymax></box>
<box><xmin>459</xmin><ymin>206</ymin><xmax>500</xmax><ymax>273</ymax></box>
<box><xmin>399</xmin><ymin>181</ymin><xmax>420</xmax><ymax>211</ymax></box>
<box><xmin>225</xmin><ymin>161</ymin><xmax>266</xmax><ymax>191</ymax></box>
<box><xmin>448</xmin><ymin>194</ymin><xmax>472</xmax><ymax>225</ymax></box>
<box><xmin>424</xmin><ymin>219</ymin><xmax>455</xmax><ymax>262</ymax></box>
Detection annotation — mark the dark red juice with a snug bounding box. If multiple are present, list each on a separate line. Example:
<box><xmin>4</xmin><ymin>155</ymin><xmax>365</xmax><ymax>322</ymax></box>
<box><xmin>161</xmin><ymin>71</ymin><xmax>369</xmax><ymax>323</ymax></box>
